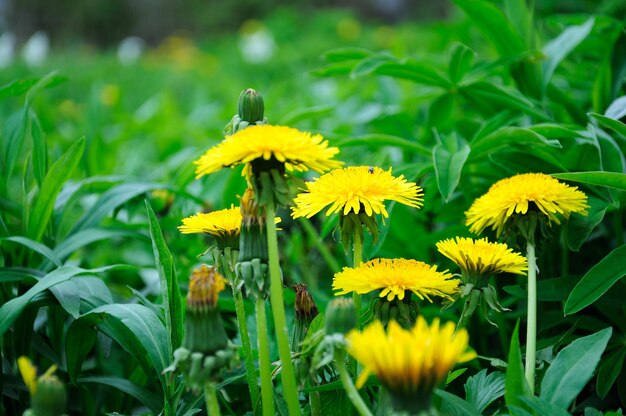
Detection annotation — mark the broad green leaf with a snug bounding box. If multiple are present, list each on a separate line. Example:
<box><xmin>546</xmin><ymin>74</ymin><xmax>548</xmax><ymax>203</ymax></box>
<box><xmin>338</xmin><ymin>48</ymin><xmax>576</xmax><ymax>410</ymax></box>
<box><xmin>552</xmin><ymin>172</ymin><xmax>626</xmax><ymax>192</ymax></box>
<box><xmin>454</xmin><ymin>0</ymin><xmax>525</xmax><ymax>57</ymax></box>
<box><xmin>78</xmin><ymin>376</ymin><xmax>162</xmax><ymax>414</ymax></box>
<box><xmin>519</xmin><ymin>396</ymin><xmax>571</xmax><ymax>416</ymax></box>
<box><xmin>70</xmin><ymin>182</ymin><xmax>163</xmax><ymax>234</ymax></box>
<box><xmin>448</xmin><ymin>43</ymin><xmax>475</xmax><ymax>83</ymax></box>
<box><xmin>27</xmin><ymin>139</ymin><xmax>85</xmax><ymax>241</ymax></box>
<box><xmin>566</xmin><ymin>197</ymin><xmax>609</xmax><ymax>252</ymax></box>
<box><xmin>460</xmin><ymin>82</ymin><xmax>550</xmax><ymax>121</ymax></box>
<box><xmin>464</xmin><ymin>369</ymin><xmax>505</xmax><ymax>413</ymax></box>
<box><xmin>67</xmin><ymin>304</ymin><xmax>170</xmax><ymax>389</ymax></box>
<box><xmin>470</xmin><ymin>127</ymin><xmax>560</xmax><ymax>160</ymax></box>
<box><xmin>0</xmin><ymin>267</ymin><xmax>41</xmax><ymax>283</ymax></box>
<box><xmin>50</xmin><ymin>275</ymin><xmax>113</xmax><ymax>318</ymax></box>
<box><xmin>596</xmin><ymin>348</ymin><xmax>626</xmax><ymax>399</ymax></box>
<box><xmin>564</xmin><ymin>245</ymin><xmax>626</xmax><ymax>315</ymax></box>
<box><xmin>0</xmin><ymin>78</ymin><xmax>39</xmax><ymax>99</ymax></box>
<box><xmin>3</xmin><ymin>107</ymin><xmax>28</xmax><ymax>184</ymax></box>
<box><xmin>590</xmin><ymin>112</ymin><xmax>626</xmax><ymax>140</ymax></box>
<box><xmin>435</xmin><ymin>389</ymin><xmax>481</xmax><ymax>416</ymax></box>
<box><xmin>1</xmin><ymin>236</ymin><xmax>61</xmax><ymax>266</ymax></box>
<box><xmin>374</xmin><ymin>58</ymin><xmax>451</xmax><ymax>88</ymax></box>
<box><xmin>334</xmin><ymin>134</ymin><xmax>430</xmax><ymax>156</ymax></box>
<box><xmin>540</xmin><ymin>328</ymin><xmax>612</xmax><ymax>408</ymax></box>
<box><xmin>433</xmin><ymin>134</ymin><xmax>470</xmax><ymax>202</ymax></box>
<box><xmin>505</xmin><ymin>322</ymin><xmax>531</xmax><ymax>408</ymax></box>
<box><xmin>146</xmin><ymin>201</ymin><xmax>183</xmax><ymax>351</ymax></box>
<box><xmin>0</xmin><ymin>265</ymin><xmax>125</xmax><ymax>337</ymax></box>
<box><xmin>542</xmin><ymin>18</ymin><xmax>595</xmax><ymax>89</ymax></box>
<box><xmin>24</xmin><ymin>71</ymin><xmax>67</xmax><ymax>105</ymax></box>
<box><xmin>350</xmin><ymin>53</ymin><xmax>394</xmax><ymax>78</ymax></box>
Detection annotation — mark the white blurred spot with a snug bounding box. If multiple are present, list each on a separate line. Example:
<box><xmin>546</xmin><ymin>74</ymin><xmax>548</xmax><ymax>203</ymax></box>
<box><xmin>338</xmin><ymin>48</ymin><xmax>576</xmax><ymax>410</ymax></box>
<box><xmin>239</xmin><ymin>27</ymin><xmax>276</xmax><ymax>64</ymax></box>
<box><xmin>22</xmin><ymin>31</ymin><xmax>49</xmax><ymax>67</ymax></box>
<box><xmin>118</xmin><ymin>36</ymin><xmax>145</xmax><ymax>66</ymax></box>
<box><xmin>0</xmin><ymin>32</ymin><xmax>16</xmax><ymax>68</ymax></box>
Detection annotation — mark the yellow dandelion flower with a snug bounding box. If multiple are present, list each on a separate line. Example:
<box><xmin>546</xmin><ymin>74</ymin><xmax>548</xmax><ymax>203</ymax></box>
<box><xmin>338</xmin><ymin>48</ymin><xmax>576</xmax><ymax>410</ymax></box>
<box><xmin>466</xmin><ymin>173</ymin><xmax>589</xmax><ymax>236</ymax></box>
<box><xmin>178</xmin><ymin>206</ymin><xmax>242</xmax><ymax>237</ymax></box>
<box><xmin>332</xmin><ymin>258</ymin><xmax>459</xmax><ymax>302</ymax></box>
<box><xmin>436</xmin><ymin>237</ymin><xmax>527</xmax><ymax>277</ymax></box>
<box><xmin>193</xmin><ymin>125</ymin><xmax>342</xmax><ymax>178</ymax></box>
<box><xmin>187</xmin><ymin>265</ymin><xmax>226</xmax><ymax>309</ymax></box>
<box><xmin>291</xmin><ymin>166</ymin><xmax>423</xmax><ymax>219</ymax></box>
<box><xmin>346</xmin><ymin>317</ymin><xmax>475</xmax><ymax>394</ymax></box>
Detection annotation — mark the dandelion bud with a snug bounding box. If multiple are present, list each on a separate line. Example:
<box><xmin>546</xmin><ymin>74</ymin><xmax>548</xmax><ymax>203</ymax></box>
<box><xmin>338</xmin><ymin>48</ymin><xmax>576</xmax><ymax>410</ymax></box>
<box><xmin>292</xmin><ymin>284</ymin><xmax>319</xmax><ymax>350</ymax></box>
<box><xmin>325</xmin><ymin>298</ymin><xmax>357</xmax><ymax>335</ymax></box>
<box><xmin>238</xmin><ymin>88</ymin><xmax>265</xmax><ymax>124</ymax></box>
<box><xmin>18</xmin><ymin>358</ymin><xmax>67</xmax><ymax>416</ymax></box>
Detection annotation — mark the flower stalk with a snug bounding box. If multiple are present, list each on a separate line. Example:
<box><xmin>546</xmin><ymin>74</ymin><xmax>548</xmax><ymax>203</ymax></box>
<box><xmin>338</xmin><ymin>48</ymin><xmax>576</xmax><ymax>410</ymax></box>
<box><xmin>266</xmin><ymin>198</ymin><xmax>301</xmax><ymax>415</ymax></box>
<box><xmin>335</xmin><ymin>349</ymin><xmax>373</xmax><ymax>416</ymax></box>
<box><xmin>205</xmin><ymin>384</ymin><xmax>221</xmax><ymax>416</ymax></box>
<box><xmin>256</xmin><ymin>297</ymin><xmax>275</xmax><ymax>416</ymax></box>
<box><xmin>524</xmin><ymin>240</ymin><xmax>537</xmax><ymax>394</ymax></box>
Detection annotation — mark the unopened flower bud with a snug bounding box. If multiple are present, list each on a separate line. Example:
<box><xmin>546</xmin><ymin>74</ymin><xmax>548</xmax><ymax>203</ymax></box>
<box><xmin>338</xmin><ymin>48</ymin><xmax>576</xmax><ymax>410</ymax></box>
<box><xmin>238</xmin><ymin>88</ymin><xmax>265</xmax><ymax>124</ymax></box>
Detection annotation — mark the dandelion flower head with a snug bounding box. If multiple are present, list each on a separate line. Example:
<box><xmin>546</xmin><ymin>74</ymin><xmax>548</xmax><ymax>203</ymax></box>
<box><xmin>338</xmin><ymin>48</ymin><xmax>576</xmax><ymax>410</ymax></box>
<box><xmin>332</xmin><ymin>258</ymin><xmax>459</xmax><ymax>302</ymax></box>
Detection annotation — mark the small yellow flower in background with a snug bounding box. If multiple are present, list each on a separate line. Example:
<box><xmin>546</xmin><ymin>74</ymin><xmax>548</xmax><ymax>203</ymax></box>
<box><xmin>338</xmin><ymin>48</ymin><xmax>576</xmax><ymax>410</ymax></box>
<box><xmin>178</xmin><ymin>206</ymin><xmax>242</xmax><ymax>237</ymax></box>
<box><xmin>346</xmin><ymin>317</ymin><xmax>475</xmax><ymax>393</ymax></box>
<box><xmin>332</xmin><ymin>258</ymin><xmax>459</xmax><ymax>302</ymax></box>
<box><xmin>99</xmin><ymin>84</ymin><xmax>120</xmax><ymax>107</ymax></box>
<box><xmin>466</xmin><ymin>173</ymin><xmax>589</xmax><ymax>236</ymax></box>
<box><xmin>18</xmin><ymin>356</ymin><xmax>38</xmax><ymax>394</ymax></box>
<box><xmin>187</xmin><ymin>265</ymin><xmax>226</xmax><ymax>309</ymax></box>
<box><xmin>436</xmin><ymin>237</ymin><xmax>527</xmax><ymax>277</ymax></box>
<box><xmin>291</xmin><ymin>166</ymin><xmax>423</xmax><ymax>219</ymax></box>
<box><xmin>193</xmin><ymin>125</ymin><xmax>342</xmax><ymax>179</ymax></box>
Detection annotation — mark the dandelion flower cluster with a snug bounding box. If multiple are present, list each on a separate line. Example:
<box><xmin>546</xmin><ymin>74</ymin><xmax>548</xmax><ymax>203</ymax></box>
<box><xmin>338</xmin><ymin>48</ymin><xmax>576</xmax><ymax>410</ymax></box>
<box><xmin>178</xmin><ymin>206</ymin><xmax>242</xmax><ymax>237</ymax></box>
<box><xmin>436</xmin><ymin>237</ymin><xmax>527</xmax><ymax>277</ymax></box>
<box><xmin>465</xmin><ymin>173</ymin><xmax>588</xmax><ymax>236</ymax></box>
<box><xmin>292</xmin><ymin>166</ymin><xmax>423</xmax><ymax>219</ymax></box>
<box><xmin>194</xmin><ymin>125</ymin><xmax>342</xmax><ymax>178</ymax></box>
<box><xmin>332</xmin><ymin>258</ymin><xmax>459</xmax><ymax>302</ymax></box>
<box><xmin>346</xmin><ymin>317</ymin><xmax>475</xmax><ymax>393</ymax></box>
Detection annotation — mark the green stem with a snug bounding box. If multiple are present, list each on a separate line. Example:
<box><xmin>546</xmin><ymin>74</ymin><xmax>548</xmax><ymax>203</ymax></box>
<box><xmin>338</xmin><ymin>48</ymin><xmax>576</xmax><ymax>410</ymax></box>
<box><xmin>308</xmin><ymin>377</ymin><xmax>321</xmax><ymax>416</ymax></box>
<box><xmin>223</xmin><ymin>263</ymin><xmax>259</xmax><ymax>409</ymax></box>
<box><xmin>352</xmin><ymin>228</ymin><xmax>363</xmax><ymax>328</ymax></box>
<box><xmin>265</xmin><ymin>199</ymin><xmax>301</xmax><ymax>416</ymax></box>
<box><xmin>256</xmin><ymin>297</ymin><xmax>275</xmax><ymax>416</ymax></box>
<box><xmin>205</xmin><ymin>384</ymin><xmax>221</xmax><ymax>416</ymax></box>
<box><xmin>524</xmin><ymin>240</ymin><xmax>537</xmax><ymax>394</ymax></box>
<box><xmin>335</xmin><ymin>350</ymin><xmax>373</xmax><ymax>416</ymax></box>
<box><xmin>299</xmin><ymin>217</ymin><xmax>341</xmax><ymax>275</ymax></box>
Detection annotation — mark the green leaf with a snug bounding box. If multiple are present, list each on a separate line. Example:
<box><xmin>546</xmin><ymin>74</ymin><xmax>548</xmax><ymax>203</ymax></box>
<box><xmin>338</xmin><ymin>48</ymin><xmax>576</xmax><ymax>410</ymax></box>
<box><xmin>464</xmin><ymin>369</ymin><xmax>505</xmax><ymax>413</ymax></box>
<box><xmin>460</xmin><ymin>82</ymin><xmax>550</xmax><ymax>121</ymax></box>
<box><xmin>67</xmin><ymin>304</ymin><xmax>170</xmax><ymax>389</ymax></box>
<box><xmin>433</xmin><ymin>133</ymin><xmax>470</xmax><ymax>202</ymax></box>
<box><xmin>564</xmin><ymin>245</ymin><xmax>626</xmax><ymax>315</ymax></box>
<box><xmin>470</xmin><ymin>127</ymin><xmax>561</xmax><ymax>160</ymax></box>
<box><xmin>566</xmin><ymin>197</ymin><xmax>609</xmax><ymax>252</ymax></box>
<box><xmin>322</xmin><ymin>47</ymin><xmax>373</xmax><ymax>63</ymax></box>
<box><xmin>542</xmin><ymin>18</ymin><xmax>595</xmax><ymax>89</ymax></box>
<box><xmin>53</xmin><ymin>228</ymin><xmax>146</xmax><ymax>262</ymax></box>
<box><xmin>30</xmin><ymin>112</ymin><xmax>47</xmax><ymax>187</ymax></box>
<box><xmin>0</xmin><ymin>78</ymin><xmax>39</xmax><ymax>99</ymax></box>
<box><xmin>505</xmin><ymin>321</ymin><xmax>531</xmax><ymax>408</ymax></box>
<box><xmin>519</xmin><ymin>396</ymin><xmax>571</xmax><ymax>416</ymax></box>
<box><xmin>146</xmin><ymin>201</ymin><xmax>183</xmax><ymax>351</ymax></box>
<box><xmin>453</xmin><ymin>0</ymin><xmax>525</xmax><ymax>57</ymax></box>
<box><xmin>70</xmin><ymin>182</ymin><xmax>163</xmax><ymax>234</ymax></box>
<box><xmin>0</xmin><ymin>265</ymin><xmax>125</xmax><ymax>337</ymax></box>
<box><xmin>334</xmin><ymin>134</ymin><xmax>431</xmax><ymax>156</ymax></box>
<box><xmin>552</xmin><ymin>171</ymin><xmax>626</xmax><ymax>192</ymax></box>
<box><xmin>350</xmin><ymin>53</ymin><xmax>394</xmax><ymax>78</ymax></box>
<box><xmin>448</xmin><ymin>43</ymin><xmax>475</xmax><ymax>83</ymax></box>
<box><xmin>3</xmin><ymin>107</ymin><xmax>29</xmax><ymax>184</ymax></box>
<box><xmin>1</xmin><ymin>236</ymin><xmax>61</xmax><ymax>266</ymax></box>
<box><xmin>540</xmin><ymin>327</ymin><xmax>612</xmax><ymax>408</ymax></box>
<box><xmin>435</xmin><ymin>389</ymin><xmax>481</xmax><ymax>416</ymax></box>
<box><xmin>27</xmin><ymin>139</ymin><xmax>85</xmax><ymax>241</ymax></box>
<box><xmin>590</xmin><ymin>112</ymin><xmax>626</xmax><ymax>139</ymax></box>
<box><xmin>50</xmin><ymin>275</ymin><xmax>114</xmax><ymax>318</ymax></box>
<box><xmin>596</xmin><ymin>348</ymin><xmax>626</xmax><ymax>399</ymax></box>
<box><xmin>78</xmin><ymin>376</ymin><xmax>163</xmax><ymax>414</ymax></box>
<box><xmin>24</xmin><ymin>71</ymin><xmax>67</xmax><ymax>105</ymax></box>
<box><xmin>606</xmin><ymin>96</ymin><xmax>626</xmax><ymax>120</ymax></box>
